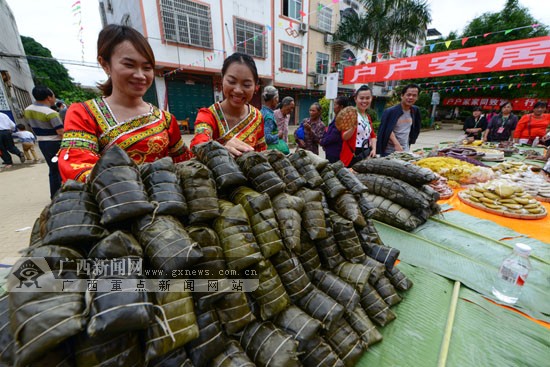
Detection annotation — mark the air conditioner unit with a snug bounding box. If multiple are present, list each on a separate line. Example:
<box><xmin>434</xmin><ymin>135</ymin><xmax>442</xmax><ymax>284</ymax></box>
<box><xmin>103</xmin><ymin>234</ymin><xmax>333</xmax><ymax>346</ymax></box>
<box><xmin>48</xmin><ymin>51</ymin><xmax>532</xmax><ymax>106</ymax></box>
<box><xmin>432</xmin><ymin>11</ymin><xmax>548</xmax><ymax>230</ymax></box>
<box><xmin>314</xmin><ymin>74</ymin><xmax>327</xmax><ymax>85</ymax></box>
<box><xmin>324</xmin><ymin>34</ymin><xmax>334</xmax><ymax>44</ymax></box>
<box><xmin>299</xmin><ymin>23</ymin><xmax>308</xmax><ymax>34</ymax></box>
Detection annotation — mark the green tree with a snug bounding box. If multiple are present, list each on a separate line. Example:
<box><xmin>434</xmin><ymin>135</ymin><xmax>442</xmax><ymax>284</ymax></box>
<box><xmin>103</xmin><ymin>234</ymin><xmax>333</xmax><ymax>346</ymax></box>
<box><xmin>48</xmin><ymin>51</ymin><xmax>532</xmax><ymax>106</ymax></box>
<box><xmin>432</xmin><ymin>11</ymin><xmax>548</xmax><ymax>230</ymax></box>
<box><xmin>334</xmin><ymin>0</ymin><xmax>431</xmax><ymax>63</ymax></box>
<box><xmin>21</xmin><ymin>36</ymin><xmax>76</xmax><ymax>95</ymax></box>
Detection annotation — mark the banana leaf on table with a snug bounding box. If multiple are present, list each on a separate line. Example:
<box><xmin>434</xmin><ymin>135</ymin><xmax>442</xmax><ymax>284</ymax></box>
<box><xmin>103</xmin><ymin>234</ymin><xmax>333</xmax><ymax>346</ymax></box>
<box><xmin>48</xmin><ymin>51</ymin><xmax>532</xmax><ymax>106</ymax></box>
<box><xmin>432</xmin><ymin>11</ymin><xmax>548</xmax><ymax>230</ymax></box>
<box><xmin>373</xmin><ymin>217</ymin><xmax>550</xmax><ymax>319</ymax></box>
<box><xmin>357</xmin><ymin>262</ymin><xmax>550</xmax><ymax>367</ymax></box>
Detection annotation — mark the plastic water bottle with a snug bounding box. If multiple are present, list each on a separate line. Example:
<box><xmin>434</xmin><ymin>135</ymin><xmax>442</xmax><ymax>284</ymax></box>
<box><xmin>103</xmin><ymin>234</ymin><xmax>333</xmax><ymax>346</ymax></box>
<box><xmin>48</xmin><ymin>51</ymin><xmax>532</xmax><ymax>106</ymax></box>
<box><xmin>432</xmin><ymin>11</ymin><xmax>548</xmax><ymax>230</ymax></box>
<box><xmin>531</xmin><ymin>136</ymin><xmax>540</xmax><ymax>147</ymax></box>
<box><xmin>492</xmin><ymin>243</ymin><xmax>532</xmax><ymax>305</ymax></box>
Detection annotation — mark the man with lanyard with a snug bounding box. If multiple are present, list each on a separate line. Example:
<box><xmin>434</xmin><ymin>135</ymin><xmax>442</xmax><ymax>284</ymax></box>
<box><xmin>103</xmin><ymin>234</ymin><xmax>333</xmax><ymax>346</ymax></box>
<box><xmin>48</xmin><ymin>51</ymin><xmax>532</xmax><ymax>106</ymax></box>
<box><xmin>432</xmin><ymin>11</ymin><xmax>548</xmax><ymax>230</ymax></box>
<box><xmin>24</xmin><ymin>86</ymin><xmax>64</xmax><ymax>198</ymax></box>
<box><xmin>463</xmin><ymin>107</ymin><xmax>487</xmax><ymax>140</ymax></box>
<box><xmin>377</xmin><ymin>84</ymin><xmax>422</xmax><ymax>156</ymax></box>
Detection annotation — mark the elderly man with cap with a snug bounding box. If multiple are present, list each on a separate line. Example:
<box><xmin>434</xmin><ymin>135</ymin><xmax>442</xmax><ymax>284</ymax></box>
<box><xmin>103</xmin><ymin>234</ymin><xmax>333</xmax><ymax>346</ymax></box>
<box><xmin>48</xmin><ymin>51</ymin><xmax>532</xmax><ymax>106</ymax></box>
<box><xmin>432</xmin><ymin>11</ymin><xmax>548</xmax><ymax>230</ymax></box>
<box><xmin>261</xmin><ymin>86</ymin><xmax>289</xmax><ymax>154</ymax></box>
<box><xmin>463</xmin><ymin>107</ymin><xmax>488</xmax><ymax>141</ymax></box>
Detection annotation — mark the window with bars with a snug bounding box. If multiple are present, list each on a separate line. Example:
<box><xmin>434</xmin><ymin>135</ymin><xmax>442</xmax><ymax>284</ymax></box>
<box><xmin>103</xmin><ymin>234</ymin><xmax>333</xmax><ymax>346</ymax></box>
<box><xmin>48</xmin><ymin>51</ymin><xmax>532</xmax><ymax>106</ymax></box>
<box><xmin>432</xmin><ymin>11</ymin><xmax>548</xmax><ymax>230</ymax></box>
<box><xmin>317</xmin><ymin>5</ymin><xmax>332</xmax><ymax>32</ymax></box>
<box><xmin>235</xmin><ymin>18</ymin><xmax>265</xmax><ymax>58</ymax></box>
<box><xmin>282</xmin><ymin>44</ymin><xmax>302</xmax><ymax>71</ymax></box>
<box><xmin>283</xmin><ymin>0</ymin><xmax>302</xmax><ymax>20</ymax></box>
<box><xmin>160</xmin><ymin>0</ymin><xmax>212</xmax><ymax>48</ymax></box>
<box><xmin>316</xmin><ymin>52</ymin><xmax>329</xmax><ymax>74</ymax></box>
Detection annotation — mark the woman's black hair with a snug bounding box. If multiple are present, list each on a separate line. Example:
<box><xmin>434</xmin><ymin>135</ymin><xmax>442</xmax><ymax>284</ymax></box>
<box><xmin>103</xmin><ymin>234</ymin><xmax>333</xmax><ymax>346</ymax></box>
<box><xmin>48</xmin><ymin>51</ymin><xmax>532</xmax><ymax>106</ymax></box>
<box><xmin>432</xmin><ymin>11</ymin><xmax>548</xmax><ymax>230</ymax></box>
<box><xmin>335</xmin><ymin>95</ymin><xmax>351</xmax><ymax>107</ymax></box>
<box><xmin>354</xmin><ymin>84</ymin><xmax>371</xmax><ymax>98</ymax></box>
<box><xmin>534</xmin><ymin>101</ymin><xmax>547</xmax><ymax>109</ymax></box>
<box><xmin>500</xmin><ymin>101</ymin><xmax>512</xmax><ymax>109</ymax></box>
<box><xmin>221</xmin><ymin>52</ymin><xmax>259</xmax><ymax>83</ymax></box>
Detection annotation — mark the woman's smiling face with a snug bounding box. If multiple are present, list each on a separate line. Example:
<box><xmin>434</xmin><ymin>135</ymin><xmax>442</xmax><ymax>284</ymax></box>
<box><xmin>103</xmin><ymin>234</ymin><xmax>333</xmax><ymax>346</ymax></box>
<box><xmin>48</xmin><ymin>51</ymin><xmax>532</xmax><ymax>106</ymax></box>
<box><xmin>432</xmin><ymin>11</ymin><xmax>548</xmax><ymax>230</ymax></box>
<box><xmin>222</xmin><ymin>62</ymin><xmax>256</xmax><ymax>109</ymax></box>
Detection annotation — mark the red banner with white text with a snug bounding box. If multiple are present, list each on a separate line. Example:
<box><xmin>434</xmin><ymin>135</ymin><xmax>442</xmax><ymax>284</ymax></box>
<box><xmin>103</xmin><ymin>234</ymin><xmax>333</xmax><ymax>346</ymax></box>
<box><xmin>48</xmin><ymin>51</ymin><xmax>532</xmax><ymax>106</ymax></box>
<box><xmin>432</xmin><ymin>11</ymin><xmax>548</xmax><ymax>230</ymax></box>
<box><xmin>343</xmin><ymin>36</ymin><xmax>550</xmax><ymax>84</ymax></box>
<box><xmin>443</xmin><ymin>97</ymin><xmax>549</xmax><ymax>111</ymax></box>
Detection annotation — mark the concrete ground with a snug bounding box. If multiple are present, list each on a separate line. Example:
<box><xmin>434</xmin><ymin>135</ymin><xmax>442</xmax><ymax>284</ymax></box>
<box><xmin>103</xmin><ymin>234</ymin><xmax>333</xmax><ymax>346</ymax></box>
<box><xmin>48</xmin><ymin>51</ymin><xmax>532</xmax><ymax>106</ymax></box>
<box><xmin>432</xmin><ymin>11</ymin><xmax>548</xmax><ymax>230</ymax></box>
<box><xmin>0</xmin><ymin>123</ymin><xmax>464</xmax><ymax>263</ymax></box>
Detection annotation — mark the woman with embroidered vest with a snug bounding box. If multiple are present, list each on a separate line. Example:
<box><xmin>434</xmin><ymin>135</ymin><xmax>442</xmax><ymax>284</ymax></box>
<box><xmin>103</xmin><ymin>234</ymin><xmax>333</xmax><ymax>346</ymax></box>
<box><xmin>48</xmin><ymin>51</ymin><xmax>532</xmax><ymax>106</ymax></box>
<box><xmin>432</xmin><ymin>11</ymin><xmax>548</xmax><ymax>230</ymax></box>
<box><xmin>340</xmin><ymin>85</ymin><xmax>377</xmax><ymax>167</ymax></box>
<box><xmin>58</xmin><ymin>25</ymin><xmax>191</xmax><ymax>182</ymax></box>
<box><xmin>190</xmin><ymin>53</ymin><xmax>266</xmax><ymax>157</ymax></box>
<box><xmin>513</xmin><ymin>101</ymin><xmax>550</xmax><ymax>145</ymax></box>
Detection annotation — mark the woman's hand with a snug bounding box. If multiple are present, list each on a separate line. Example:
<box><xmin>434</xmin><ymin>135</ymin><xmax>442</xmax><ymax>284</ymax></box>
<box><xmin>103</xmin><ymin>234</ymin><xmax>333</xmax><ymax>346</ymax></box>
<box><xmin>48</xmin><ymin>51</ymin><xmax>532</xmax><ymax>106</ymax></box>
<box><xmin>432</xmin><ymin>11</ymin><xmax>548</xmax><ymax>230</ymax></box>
<box><xmin>369</xmin><ymin>139</ymin><xmax>377</xmax><ymax>157</ymax></box>
<box><xmin>225</xmin><ymin>137</ymin><xmax>254</xmax><ymax>157</ymax></box>
<box><xmin>297</xmin><ymin>139</ymin><xmax>306</xmax><ymax>148</ymax></box>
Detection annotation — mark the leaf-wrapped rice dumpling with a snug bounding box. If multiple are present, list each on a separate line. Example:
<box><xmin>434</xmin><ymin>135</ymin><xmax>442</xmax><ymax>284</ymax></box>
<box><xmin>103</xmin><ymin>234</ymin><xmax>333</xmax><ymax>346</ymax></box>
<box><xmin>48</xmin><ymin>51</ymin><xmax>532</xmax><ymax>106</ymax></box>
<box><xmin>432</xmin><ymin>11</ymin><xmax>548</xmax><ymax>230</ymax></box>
<box><xmin>27</xmin><ymin>342</ymin><xmax>74</xmax><ymax>367</ymax></box>
<box><xmin>9</xmin><ymin>269</ymin><xmax>85</xmax><ymax>367</ymax></box>
<box><xmin>271</xmin><ymin>193</ymin><xmax>304</xmax><ymax>252</ymax></box>
<box><xmin>89</xmin><ymin>145</ymin><xmax>154</xmax><ymax>225</ymax></box>
<box><xmin>356</xmin><ymin>193</ymin><xmax>377</xmax><ymax>219</ymax></box>
<box><xmin>270</xmin><ymin>248</ymin><xmax>313</xmax><ymax>301</ymax></box>
<box><xmin>145</xmin><ymin>284</ymin><xmax>199</xmax><ymax>363</ymax></box>
<box><xmin>329</xmin><ymin>192</ymin><xmax>367</xmax><ymax>228</ymax></box>
<box><xmin>273</xmin><ymin>305</ymin><xmax>322</xmax><ymax>343</ymax></box>
<box><xmin>304</xmin><ymin>149</ymin><xmax>329</xmax><ymax>171</ymax></box>
<box><xmin>310</xmin><ymin>269</ymin><xmax>360</xmax><ymax>312</ymax></box>
<box><xmin>315</xmin><ymin>218</ymin><xmax>346</xmax><ymax>270</ymax></box>
<box><xmin>213</xmin><ymin>203</ymin><xmax>263</xmax><ymax>272</ymax></box>
<box><xmin>236</xmin><ymin>152</ymin><xmax>286</xmax><ymax>198</ymax></box>
<box><xmin>385</xmin><ymin>266</ymin><xmax>414</xmax><ymax>291</ymax></box>
<box><xmin>86</xmin><ymin>273</ymin><xmax>154</xmax><ymax>337</ymax></box>
<box><xmin>28</xmin><ymin>245</ymin><xmax>84</xmax><ymax>271</ymax></box>
<box><xmin>42</xmin><ymin>180</ymin><xmax>109</xmax><ymax>248</ymax></box>
<box><xmin>188</xmin><ymin>225</ymin><xmax>230</xmax><ymax>308</ymax></box>
<box><xmin>74</xmin><ymin>331</ymin><xmax>142</xmax><ymax>367</ymax></box>
<box><xmin>148</xmin><ymin>347</ymin><xmax>194</xmax><ymax>367</ymax></box>
<box><xmin>374</xmin><ymin>276</ymin><xmax>402</xmax><ymax>307</ymax></box>
<box><xmin>88</xmin><ymin>230</ymin><xmax>143</xmax><ymax>259</ymax></box>
<box><xmin>249</xmin><ymin>260</ymin><xmax>290</xmax><ymax>320</ymax></box>
<box><xmin>296</xmin><ymin>287</ymin><xmax>345</xmax><ymax>330</ymax></box>
<box><xmin>329</xmin><ymin>212</ymin><xmax>366</xmax><ymax>263</ymax></box>
<box><xmin>0</xmin><ymin>295</ymin><xmax>13</xmax><ymax>366</ymax></box>
<box><xmin>346</xmin><ymin>306</ymin><xmax>383</xmax><ymax>347</ymax></box>
<box><xmin>297</xmin><ymin>231</ymin><xmax>322</xmax><ymax>274</ymax></box>
<box><xmin>298</xmin><ymin>336</ymin><xmax>345</xmax><ymax>367</ymax></box>
<box><xmin>185</xmin><ymin>309</ymin><xmax>227</xmax><ymax>367</ymax></box>
<box><xmin>288</xmin><ymin>149</ymin><xmax>323</xmax><ymax>188</ymax></box>
<box><xmin>264</xmin><ymin>150</ymin><xmax>306</xmax><ymax>194</ymax></box>
<box><xmin>363</xmin><ymin>193</ymin><xmax>424</xmax><ymax>231</ymax></box>
<box><xmin>360</xmin><ymin>283</ymin><xmax>396</xmax><ymax>327</ymax></box>
<box><xmin>140</xmin><ymin>157</ymin><xmax>187</xmax><ymax>216</ymax></box>
<box><xmin>320</xmin><ymin>166</ymin><xmax>346</xmax><ymax>199</ymax></box>
<box><xmin>325</xmin><ymin>318</ymin><xmax>365</xmax><ymax>367</ymax></box>
<box><xmin>215</xmin><ymin>292</ymin><xmax>256</xmax><ymax>335</ymax></box>
<box><xmin>231</xmin><ymin>187</ymin><xmax>283</xmax><ymax>258</ymax></box>
<box><xmin>297</xmin><ymin>188</ymin><xmax>327</xmax><ymax>240</ymax></box>
<box><xmin>332</xmin><ymin>161</ymin><xmax>368</xmax><ymax>195</ymax></box>
<box><xmin>133</xmin><ymin>215</ymin><xmax>203</xmax><ymax>272</ymax></box>
<box><xmin>240</xmin><ymin>321</ymin><xmax>301</xmax><ymax>367</ymax></box>
<box><xmin>362</xmin><ymin>257</ymin><xmax>386</xmax><ymax>285</ymax></box>
<box><xmin>363</xmin><ymin>242</ymin><xmax>400</xmax><ymax>271</ymax></box>
<box><xmin>176</xmin><ymin>160</ymin><xmax>220</xmax><ymax>224</ymax></box>
<box><xmin>333</xmin><ymin>262</ymin><xmax>372</xmax><ymax>294</ymax></box>
<box><xmin>210</xmin><ymin>339</ymin><xmax>255</xmax><ymax>367</ymax></box>
<box><xmin>352</xmin><ymin>157</ymin><xmax>437</xmax><ymax>186</ymax></box>
<box><xmin>192</xmin><ymin>141</ymin><xmax>248</xmax><ymax>191</ymax></box>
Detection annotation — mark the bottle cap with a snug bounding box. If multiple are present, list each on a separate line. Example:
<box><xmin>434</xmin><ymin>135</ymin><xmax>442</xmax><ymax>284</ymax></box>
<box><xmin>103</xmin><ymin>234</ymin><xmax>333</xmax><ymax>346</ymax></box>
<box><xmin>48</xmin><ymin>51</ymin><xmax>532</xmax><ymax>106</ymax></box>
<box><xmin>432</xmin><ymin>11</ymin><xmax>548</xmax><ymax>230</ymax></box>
<box><xmin>514</xmin><ymin>243</ymin><xmax>532</xmax><ymax>256</ymax></box>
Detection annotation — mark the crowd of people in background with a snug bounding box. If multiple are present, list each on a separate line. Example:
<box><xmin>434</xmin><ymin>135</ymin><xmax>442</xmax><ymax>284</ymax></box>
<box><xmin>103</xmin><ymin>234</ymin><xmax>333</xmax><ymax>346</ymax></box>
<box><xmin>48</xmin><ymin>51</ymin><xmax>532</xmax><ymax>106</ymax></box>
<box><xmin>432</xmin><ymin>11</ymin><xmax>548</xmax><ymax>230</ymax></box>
<box><xmin>2</xmin><ymin>23</ymin><xmax>550</xmax><ymax>199</ymax></box>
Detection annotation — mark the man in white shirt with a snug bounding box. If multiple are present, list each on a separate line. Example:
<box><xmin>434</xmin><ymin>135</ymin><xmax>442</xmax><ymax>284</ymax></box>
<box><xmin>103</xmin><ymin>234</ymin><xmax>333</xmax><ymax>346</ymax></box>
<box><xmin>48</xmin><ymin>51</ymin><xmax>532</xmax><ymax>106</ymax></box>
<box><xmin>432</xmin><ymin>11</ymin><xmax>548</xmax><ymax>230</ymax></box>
<box><xmin>0</xmin><ymin>112</ymin><xmax>25</xmax><ymax>168</ymax></box>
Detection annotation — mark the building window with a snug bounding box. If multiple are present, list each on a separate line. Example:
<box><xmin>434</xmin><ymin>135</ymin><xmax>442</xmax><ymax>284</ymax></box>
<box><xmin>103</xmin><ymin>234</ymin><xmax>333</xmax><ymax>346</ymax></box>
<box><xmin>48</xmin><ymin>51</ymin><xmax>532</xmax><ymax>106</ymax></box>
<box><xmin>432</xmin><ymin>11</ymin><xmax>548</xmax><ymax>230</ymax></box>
<box><xmin>283</xmin><ymin>0</ymin><xmax>302</xmax><ymax>20</ymax></box>
<box><xmin>160</xmin><ymin>0</ymin><xmax>212</xmax><ymax>48</ymax></box>
<box><xmin>317</xmin><ymin>5</ymin><xmax>332</xmax><ymax>32</ymax></box>
<box><xmin>316</xmin><ymin>52</ymin><xmax>329</xmax><ymax>74</ymax></box>
<box><xmin>282</xmin><ymin>44</ymin><xmax>302</xmax><ymax>72</ymax></box>
<box><xmin>338</xmin><ymin>49</ymin><xmax>356</xmax><ymax>79</ymax></box>
<box><xmin>235</xmin><ymin>18</ymin><xmax>265</xmax><ymax>58</ymax></box>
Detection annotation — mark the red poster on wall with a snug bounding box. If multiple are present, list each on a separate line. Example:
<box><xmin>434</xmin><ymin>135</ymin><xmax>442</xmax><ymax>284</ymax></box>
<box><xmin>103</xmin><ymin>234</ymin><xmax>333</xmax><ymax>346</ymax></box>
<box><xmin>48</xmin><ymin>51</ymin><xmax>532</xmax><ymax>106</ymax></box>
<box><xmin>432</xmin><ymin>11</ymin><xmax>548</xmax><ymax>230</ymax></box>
<box><xmin>443</xmin><ymin>97</ymin><xmax>549</xmax><ymax>110</ymax></box>
<box><xmin>343</xmin><ymin>36</ymin><xmax>550</xmax><ymax>84</ymax></box>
